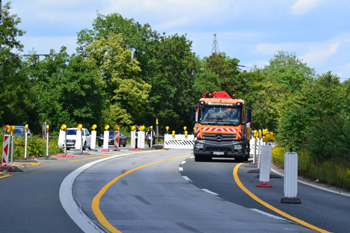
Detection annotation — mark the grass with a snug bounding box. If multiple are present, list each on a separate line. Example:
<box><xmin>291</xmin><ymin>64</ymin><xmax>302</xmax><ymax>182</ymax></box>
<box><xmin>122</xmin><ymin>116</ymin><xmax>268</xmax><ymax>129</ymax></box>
<box><xmin>272</xmin><ymin>146</ymin><xmax>350</xmax><ymax>191</ymax></box>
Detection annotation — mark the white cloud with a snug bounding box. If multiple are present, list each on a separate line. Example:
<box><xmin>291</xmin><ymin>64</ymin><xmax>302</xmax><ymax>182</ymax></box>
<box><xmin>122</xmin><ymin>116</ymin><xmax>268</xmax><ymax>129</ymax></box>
<box><xmin>291</xmin><ymin>0</ymin><xmax>323</xmax><ymax>15</ymax></box>
<box><xmin>299</xmin><ymin>42</ymin><xmax>340</xmax><ymax>66</ymax></box>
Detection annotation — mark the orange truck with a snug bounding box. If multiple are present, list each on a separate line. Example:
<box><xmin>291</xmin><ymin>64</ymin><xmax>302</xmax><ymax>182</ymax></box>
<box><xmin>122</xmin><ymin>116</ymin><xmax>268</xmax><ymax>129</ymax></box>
<box><xmin>190</xmin><ymin>91</ymin><xmax>252</xmax><ymax>162</ymax></box>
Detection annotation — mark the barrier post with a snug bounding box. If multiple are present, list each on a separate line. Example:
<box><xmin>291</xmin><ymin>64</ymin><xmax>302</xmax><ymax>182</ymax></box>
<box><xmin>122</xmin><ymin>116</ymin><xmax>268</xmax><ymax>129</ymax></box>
<box><xmin>56</xmin><ymin>124</ymin><xmax>74</xmax><ymax>158</ymax></box>
<box><xmin>113</xmin><ymin>125</ymin><xmax>120</xmax><ymax>151</ymax></box>
<box><xmin>46</xmin><ymin>125</ymin><xmax>50</xmax><ymax>157</ymax></box>
<box><xmin>156</xmin><ymin>119</ymin><xmax>159</xmax><ymax>145</ymax></box>
<box><xmin>90</xmin><ymin>124</ymin><xmax>97</xmax><ymax>151</ymax></box>
<box><xmin>24</xmin><ymin>124</ymin><xmax>28</xmax><ymax>159</ymax></box>
<box><xmin>137</xmin><ymin>130</ymin><xmax>145</xmax><ymax>149</ymax></box>
<box><xmin>257</xmin><ymin>143</ymin><xmax>272</xmax><ymax>187</ymax></box>
<box><xmin>2</xmin><ymin>133</ymin><xmax>10</xmax><ymax>165</ymax></box>
<box><xmin>10</xmin><ymin>126</ymin><xmax>14</xmax><ymax>168</ymax></box>
<box><xmin>281</xmin><ymin>149</ymin><xmax>301</xmax><ymax>204</ymax></box>
<box><xmin>102</xmin><ymin>125</ymin><xmax>110</xmax><ymax>152</ymax></box>
<box><xmin>130</xmin><ymin>130</ymin><xmax>136</xmax><ymax>149</ymax></box>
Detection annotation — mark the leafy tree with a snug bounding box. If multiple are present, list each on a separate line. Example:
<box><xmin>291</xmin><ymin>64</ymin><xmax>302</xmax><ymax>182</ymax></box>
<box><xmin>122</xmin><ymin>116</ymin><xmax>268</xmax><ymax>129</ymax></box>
<box><xmin>25</xmin><ymin>47</ymin><xmax>105</xmax><ymax>133</ymax></box>
<box><xmin>263</xmin><ymin>51</ymin><xmax>315</xmax><ymax>93</ymax></box>
<box><xmin>0</xmin><ymin>2</ymin><xmax>35</xmax><ymax>126</ymax></box>
<box><xmin>86</xmin><ymin>33</ymin><xmax>151</xmax><ymax>125</ymax></box>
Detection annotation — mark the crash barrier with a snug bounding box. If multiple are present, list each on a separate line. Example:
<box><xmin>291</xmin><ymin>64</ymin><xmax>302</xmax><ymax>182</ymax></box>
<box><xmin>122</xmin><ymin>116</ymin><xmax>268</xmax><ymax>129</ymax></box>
<box><xmin>257</xmin><ymin>144</ymin><xmax>272</xmax><ymax>188</ymax></box>
<box><xmin>164</xmin><ymin>134</ymin><xmax>194</xmax><ymax>149</ymax></box>
<box><xmin>281</xmin><ymin>151</ymin><xmax>301</xmax><ymax>204</ymax></box>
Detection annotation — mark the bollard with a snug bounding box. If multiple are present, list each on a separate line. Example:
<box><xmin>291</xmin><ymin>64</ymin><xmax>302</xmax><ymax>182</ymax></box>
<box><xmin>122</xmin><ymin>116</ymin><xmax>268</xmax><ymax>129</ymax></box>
<box><xmin>75</xmin><ymin>128</ymin><xmax>82</xmax><ymax>150</ymax></box>
<box><xmin>137</xmin><ymin>131</ymin><xmax>145</xmax><ymax>149</ymax></box>
<box><xmin>102</xmin><ymin>130</ymin><xmax>110</xmax><ymax>152</ymax></box>
<box><xmin>46</xmin><ymin>125</ymin><xmax>50</xmax><ymax>157</ymax></box>
<box><xmin>131</xmin><ymin>130</ymin><xmax>136</xmax><ymax>149</ymax></box>
<box><xmin>2</xmin><ymin>134</ymin><xmax>10</xmax><ymax>165</ymax></box>
<box><xmin>113</xmin><ymin>131</ymin><xmax>120</xmax><ymax>151</ymax></box>
<box><xmin>256</xmin><ymin>144</ymin><xmax>272</xmax><ymax>187</ymax></box>
<box><xmin>281</xmin><ymin>151</ymin><xmax>301</xmax><ymax>204</ymax></box>
<box><xmin>24</xmin><ymin>124</ymin><xmax>28</xmax><ymax>159</ymax></box>
<box><xmin>90</xmin><ymin>124</ymin><xmax>97</xmax><ymax>151</ymax></box>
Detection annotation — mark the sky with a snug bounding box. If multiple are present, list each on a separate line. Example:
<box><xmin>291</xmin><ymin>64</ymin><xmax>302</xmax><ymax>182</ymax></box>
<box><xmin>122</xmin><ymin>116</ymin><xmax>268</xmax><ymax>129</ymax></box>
<box><xmin>4</xmin><ymin>0</ymin><xmax>350</xmax><ymax>81</ymax></box>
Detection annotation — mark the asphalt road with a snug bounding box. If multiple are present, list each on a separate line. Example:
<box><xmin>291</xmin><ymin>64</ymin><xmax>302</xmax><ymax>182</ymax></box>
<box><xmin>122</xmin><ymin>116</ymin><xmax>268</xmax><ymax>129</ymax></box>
<box><xmin>1</xmin><ymin>148</ymin><xmax>349</xmax><ymax>232</ymax></box>
<box><xmin>72</xmin><ymin>149</ymin><xmax>315</xmax><ymax>232</ymax></box>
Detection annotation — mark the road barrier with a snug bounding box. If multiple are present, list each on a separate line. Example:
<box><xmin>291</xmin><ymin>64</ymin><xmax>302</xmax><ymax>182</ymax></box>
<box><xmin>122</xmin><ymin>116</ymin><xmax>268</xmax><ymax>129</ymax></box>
<box><xmin>257</xmin><ymin>144</ymin><xmax>272</xmax><ymax>188</ymax></box>
<box><xmin>2</xmin><ymin>134</ymin><xmax>10</xmax><ymax>165</ymax></box>
<box><xmin>164</xmin><ymin>134</ymin><xmax>194</xmax><ymax>149</ymax></box>
<box><xmin>281</xmin><ymin>151</ymin><xmax>301</xmax><ymax>204</ymax></box>
<box><xmin>113</xmin><ymin>131</ymin><xmax>120</xmax><ymax>151</ymax></box>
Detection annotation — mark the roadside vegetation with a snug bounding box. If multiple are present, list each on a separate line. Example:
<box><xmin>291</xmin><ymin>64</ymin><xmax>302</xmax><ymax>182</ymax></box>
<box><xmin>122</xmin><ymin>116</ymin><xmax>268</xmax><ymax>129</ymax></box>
<box><xmin>1</xmin><ymin>3</ymin><xmax>350</xmax><ymax>190</ymax></box>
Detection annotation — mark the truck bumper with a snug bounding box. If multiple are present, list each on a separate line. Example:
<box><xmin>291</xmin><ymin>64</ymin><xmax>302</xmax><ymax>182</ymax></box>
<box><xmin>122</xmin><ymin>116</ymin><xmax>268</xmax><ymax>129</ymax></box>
<box><xmin>193</xmin><ymin>140</ymin><xmax>248</xmax><ymax>159</ymax></box>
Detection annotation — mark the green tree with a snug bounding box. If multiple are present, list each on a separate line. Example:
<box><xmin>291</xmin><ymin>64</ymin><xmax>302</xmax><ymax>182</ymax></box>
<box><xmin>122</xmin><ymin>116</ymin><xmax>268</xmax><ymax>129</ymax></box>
<box><xmin>25</xmin><ymin>47</ymin><xmax>105</xmax><ymax>133</ymax></box>
<box><xmin>0</xmin><ymin>3</ymin><xmax>35</xmax><ymax>126</ymax></box>
<box><xmin>263</xmin><ymin>51</ymin><xmax>315</xmax><ymax>93</ymax></box>
<box><xmin>86</xmin><ymin>33</ymin><xmax>151</xmax><ymax>125</ymax></box>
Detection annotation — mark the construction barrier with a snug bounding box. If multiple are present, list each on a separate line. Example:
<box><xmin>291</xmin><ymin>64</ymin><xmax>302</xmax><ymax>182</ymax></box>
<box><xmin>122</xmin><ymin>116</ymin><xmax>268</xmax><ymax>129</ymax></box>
<box><xmin>102</xmin><ymin>130</ymin><xmax>109</xmax><ymax>151</ymax></box>
<box><xmin>90</xmin><ymin>130</ymin><xmax>97</xmax><ymax>150</ymax></box>
<box><xmin>137</xmin><ymin>131</ymin><xmax>145</xmax><ymax>149</ymax></box>
<box><xmin>257</xmin><ymin>144</ymin><xmax>272</xmax><ymax>188</ymax></box>
<box><xmin>2</xmin><ymin>134</ymin><xmax>10</xmax><ymax>164</ymax></box>
<box><xmin>114</xmin><ymin>131</ymin><xmax>120</xmax><ymax>150</ymax></box>
<box><xmin>164</xmin><ymin>134</ymin><xmax>194</xmax><ymax>149</ymax></box>
<box><xmin>281</xmin><ymin>152</ymin><xmax>301</xmax><ymax>204</ymax></box>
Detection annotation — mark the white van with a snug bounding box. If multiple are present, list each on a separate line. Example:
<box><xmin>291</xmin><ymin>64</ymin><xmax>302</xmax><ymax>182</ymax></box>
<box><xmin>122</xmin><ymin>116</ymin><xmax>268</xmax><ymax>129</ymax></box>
<box><xmin>58</xmin><ymin>128</ymin><xmax>92</xmax><ymax>150</ymax></box>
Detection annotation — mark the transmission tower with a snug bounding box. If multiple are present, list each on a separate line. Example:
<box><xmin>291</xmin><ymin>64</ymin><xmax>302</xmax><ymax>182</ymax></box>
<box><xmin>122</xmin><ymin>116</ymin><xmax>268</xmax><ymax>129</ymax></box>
<box><xmin>211</xmin><ymin>34</ymin><xmax>219</xmax><ymax>54</ymax></box>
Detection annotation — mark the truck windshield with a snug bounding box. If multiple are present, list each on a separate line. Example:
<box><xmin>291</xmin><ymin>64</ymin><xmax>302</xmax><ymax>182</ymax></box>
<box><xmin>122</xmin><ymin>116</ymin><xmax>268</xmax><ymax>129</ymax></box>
<box><xmin>199</xmin><ymin>106</ymin><xmax>241</xmax><ymax>125</ymax></box>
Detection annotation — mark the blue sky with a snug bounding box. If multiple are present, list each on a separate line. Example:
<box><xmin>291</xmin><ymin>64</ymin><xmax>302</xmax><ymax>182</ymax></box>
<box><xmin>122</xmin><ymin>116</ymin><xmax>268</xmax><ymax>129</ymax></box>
<box><xmin>6</xmin><ymin>0</ymin><xmax>350</xmax><ymax>81</ymax></box>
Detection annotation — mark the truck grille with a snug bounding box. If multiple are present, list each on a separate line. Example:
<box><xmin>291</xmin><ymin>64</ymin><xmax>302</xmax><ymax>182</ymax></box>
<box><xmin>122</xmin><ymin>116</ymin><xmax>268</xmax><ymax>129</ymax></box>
<box><xmin>202</xmin><ymin>133</ymin><xmax>236</xmax><ymax>141</ymax></box>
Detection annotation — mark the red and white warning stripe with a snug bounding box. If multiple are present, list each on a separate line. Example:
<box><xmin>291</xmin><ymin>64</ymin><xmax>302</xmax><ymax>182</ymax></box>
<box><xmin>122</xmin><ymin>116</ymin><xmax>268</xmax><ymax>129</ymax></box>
<box><xmin>201</xmin><ymin>127</ymin><xmax>237</xmax><ymax>133</ymax></box>
<box><xmin>2</xmin><ymin>135</ymin><xmax>10</xmax><ymax>164</ymax></box>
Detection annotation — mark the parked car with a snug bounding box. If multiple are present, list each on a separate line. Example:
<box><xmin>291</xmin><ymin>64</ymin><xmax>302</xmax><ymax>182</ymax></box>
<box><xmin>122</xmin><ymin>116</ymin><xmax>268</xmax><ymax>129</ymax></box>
<box><xmin>2</xmin><ymin>126</ymin><xmax>31</xmax><ymax>137</ymax></box>
<box><xmin>98</xmin><ymin>131</ymin><xmax>127</xmax><ymax>147</ymax></box>
<box><xmin>58</xmin><ymin>128</ymin><xmax>92</xmax><ymax>150</ymax></box>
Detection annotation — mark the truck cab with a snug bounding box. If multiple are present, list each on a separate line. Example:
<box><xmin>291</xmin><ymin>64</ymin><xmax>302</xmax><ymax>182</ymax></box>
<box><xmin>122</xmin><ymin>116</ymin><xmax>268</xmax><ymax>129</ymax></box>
<box><xmin>190</xmin><ymin>91</ymin><xmax>252</xmax><ymax>162</ymax></box>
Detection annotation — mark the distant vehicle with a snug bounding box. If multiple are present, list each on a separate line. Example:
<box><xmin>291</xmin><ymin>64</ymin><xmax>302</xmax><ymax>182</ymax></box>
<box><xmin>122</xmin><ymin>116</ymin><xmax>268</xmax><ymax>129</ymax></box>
<box><xmin>2</xmin><ymin>126</ymin><xmax>31</xmax><ymax>137</ymax></box>
<box><xmin>98</xmin><ymin>131</ymin><xmax>127</xmax><ymax>147</ymax></box>
<box><xmin>58</xmin><ymin>128</ymin><xmax>92</xmax><ymax>150</ymax></box>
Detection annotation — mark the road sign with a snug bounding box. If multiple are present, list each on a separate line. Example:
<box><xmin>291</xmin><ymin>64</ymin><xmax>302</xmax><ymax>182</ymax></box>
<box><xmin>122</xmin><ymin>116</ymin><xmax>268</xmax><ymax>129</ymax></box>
<box><xmin>114</xmin><ymin>131</ymin><xmax>120</xmax><ymax>150</ymax></box>
<box><xmin>2</xmin><ymin>135</ymin><xmax>10</xmax><ymax>164</ymax></box>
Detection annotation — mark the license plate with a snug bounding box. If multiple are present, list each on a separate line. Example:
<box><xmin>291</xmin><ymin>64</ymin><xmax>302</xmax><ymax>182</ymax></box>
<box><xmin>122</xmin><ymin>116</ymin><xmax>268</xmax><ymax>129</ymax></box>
<box><xmin>213</xmin><ymin>151</ymin><xmax>224</xmax><ymax>155</ymax></box>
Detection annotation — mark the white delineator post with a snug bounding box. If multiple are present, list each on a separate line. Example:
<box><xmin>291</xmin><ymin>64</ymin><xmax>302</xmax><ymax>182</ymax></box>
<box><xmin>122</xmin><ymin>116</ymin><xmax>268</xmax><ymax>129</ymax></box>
<box><xmin>281</xmin><ymin>151</ymin><xmax>301</xmax><ymax>204</ymax></box>
<box><xmin>90</xmin><ymin>130</ymin><xmax>97</xmax><ymax>150</ymax></box>
<box><xmin>137</xmin><ymin>131</ymin><xmax>145</xmax><ymax>149</ymax></box>
<box><xmin>131</xmin><ymin>130</ymin><xmax>136</xmax><ymax>149</ymax></box>
<box><xmin>256</xmin><ymin>144</ymin><xmax>272</xmax><ymax>187</ymax></box>
<box><xmin>257</xmin><ymin>137</ymin><xmax>261</xmax><ymax>169</ymax></box>
<box><xmin>253</xmin><ymin>137</ymin><xmax>257</xmax><ymax>165</ymax></box>
<box><xmin>10</xmin><ymin>128</ymin><xmax>14</xmax><ymax>168</ymax></box>
<box><xmin>102</xmin><ymin>130</ymin><xmax>109</xmax><ymax>151</ymax></box>
<box><xmin>46</xmin><ymin>127</ymin><xmax>49</xmax><ymax>157</ymax></box>
<box><xmin>24</xmin><ymin>130</ymin><xmax>28</xmax><ymax>159</ymax></box>
<box><xmin>114</xmin><ymin>131</ymin><xmax>120</xmax><ymax>151</ymax></box>
<box><xmin>2</xmin><ymin>134</ymin><xmax>10</xmax><ymax>165</ymax></box>
<box><xmin>75</xmin><ymin>130</ymin><xmax>82</xmax><ymax>150</ymax></box>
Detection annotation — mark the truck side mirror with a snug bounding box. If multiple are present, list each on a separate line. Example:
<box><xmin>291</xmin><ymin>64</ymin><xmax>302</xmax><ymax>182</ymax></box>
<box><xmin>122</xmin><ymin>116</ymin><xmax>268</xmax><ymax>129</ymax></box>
<box><xmin>189</xmin><ymin>106</ymin><xmax>195</xmax><ymax>123</ymax></box>
<box><xmin>246</xmin><ymin>108</ymin><xmax>252</xmax><ymax>123</ymax></box>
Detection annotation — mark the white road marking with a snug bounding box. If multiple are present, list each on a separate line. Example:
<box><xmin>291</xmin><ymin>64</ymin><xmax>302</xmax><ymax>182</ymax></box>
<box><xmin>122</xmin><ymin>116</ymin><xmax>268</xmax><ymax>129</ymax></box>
<box><xmin>181</xmin><ymin>161</ymin><xmax>186</xmax><ymax>165</ymax></box>
<box><xmin>202</xmin><ymin>189</ymin><xmax>218</xmax><ymax>196</ymax></box>
<box><xmin>182</xmin><ymin>176</ymin><xmax>192</xmax><ymax>182</ymax></box>
<box><xmin>250</xmin><ymin>208</ymin><xmax>292</xmax><ymax>224</ymax></box>
<box><xmin>179</xmin><ymin>167</ymin><xmax>183</xmax><ymax>172</ymax></box>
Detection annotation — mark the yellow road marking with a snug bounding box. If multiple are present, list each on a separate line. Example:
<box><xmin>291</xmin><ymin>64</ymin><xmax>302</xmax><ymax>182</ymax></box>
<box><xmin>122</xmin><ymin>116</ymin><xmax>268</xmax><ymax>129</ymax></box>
<box><xmin>233</xmin><ymin>162</ymin><xmax>330</xmax><ymax>233</ymax></box>
<box><xmin>0</xmin><ymin>174</ymin><xmax>13</xmax><ymax>179</ymax></box>
<box><xmin>92</xmin><ymin>154</ymin><xmax>191</xmax><ymax>233</ymax></box>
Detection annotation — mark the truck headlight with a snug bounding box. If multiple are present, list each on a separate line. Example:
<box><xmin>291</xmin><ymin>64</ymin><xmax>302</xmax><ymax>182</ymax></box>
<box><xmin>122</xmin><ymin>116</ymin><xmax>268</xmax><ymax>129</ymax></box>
<box><xmin>195</xmin><ymin>140</ymin><xmax>205</xmax><ymax>149</ymax></box>
<box><xmin>234</xmin><ymin>145</ymin><xmax>242</xmax><ymax>150</ymax></box>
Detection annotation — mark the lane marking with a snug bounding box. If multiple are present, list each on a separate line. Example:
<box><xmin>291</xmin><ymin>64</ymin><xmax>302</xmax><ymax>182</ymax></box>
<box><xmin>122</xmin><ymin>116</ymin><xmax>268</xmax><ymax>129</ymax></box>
<box><xmin>202</xmin><ymin>189</ymin><xmax>218</xmax><ymax>196</ymax></box>
<box><xmin>181</xmin><ymin>161</ymin><xmax>186</xmax><ymax>165</ymax></box>
<box><xmin>182</xmin><ymin>176</ymin><xmax>192</xmax><ymax>182</ymax></box>
<box><xmin>91</xmin><ymin>154</ymin><xmax>192</xmax><ymax>233</ymax></box>
<box><xmin>60</xmin><ymin>150</ymin><xmax>167</xmax><ymax>233</ymax></box>
<box><xmin>0</xmin><ymin>174</ymin><xmax>13</xmax><ymax>179</ymax></box>
<box><xmin>233</xmin><ymin>162</ymin><xmax>330</xmax><ymax>233</ymax></box>
<box><xmin>250</xmin><ymin>208</ymin><xmax>292</xmax><ymax>224</ymax></box>
<box><xmin>179</xmin><ymin>167</ymin><xmax>183</xmax><ymax>172</ymax></box>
